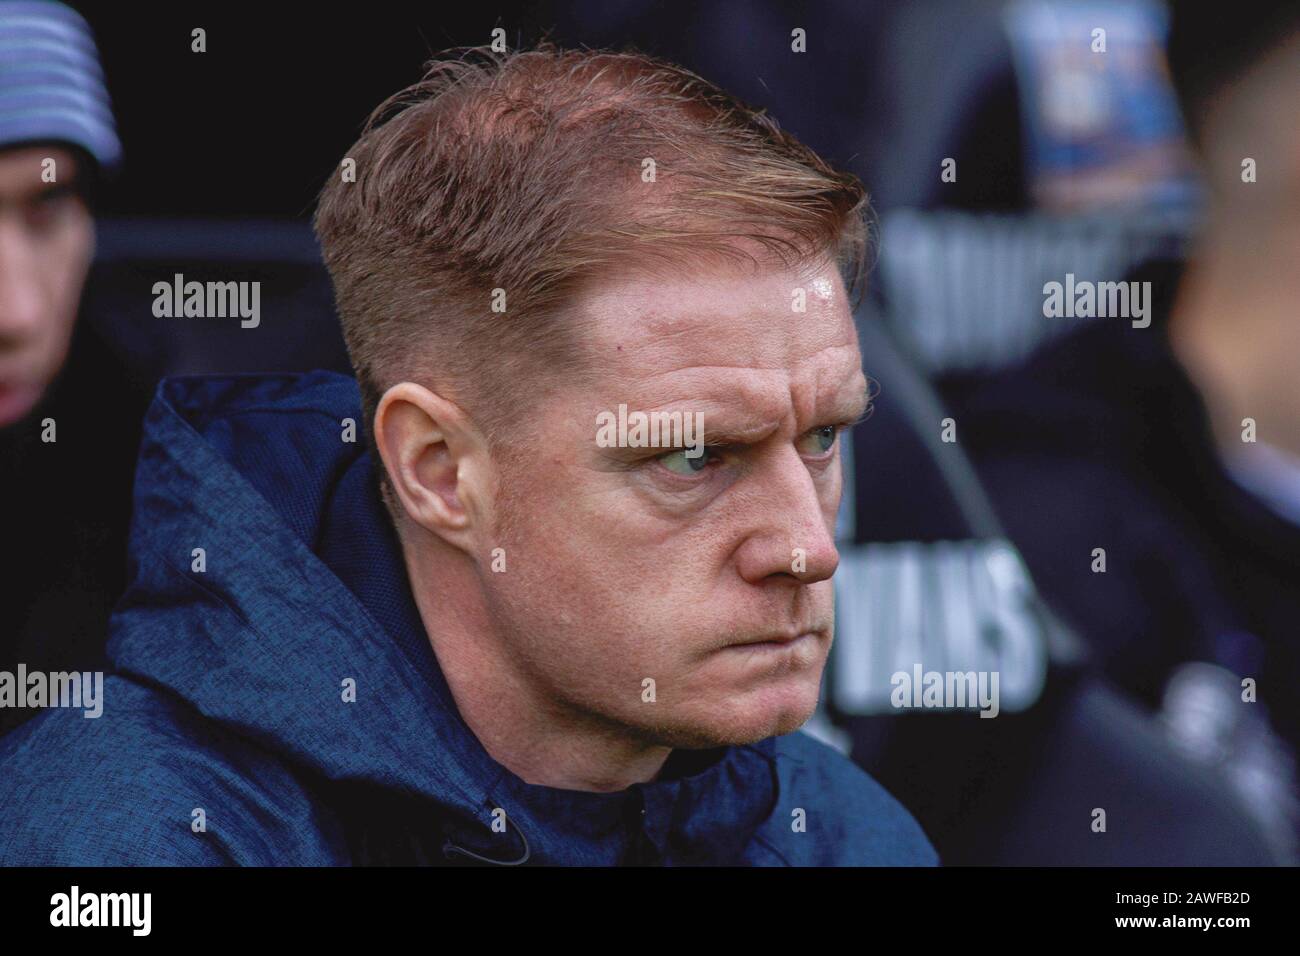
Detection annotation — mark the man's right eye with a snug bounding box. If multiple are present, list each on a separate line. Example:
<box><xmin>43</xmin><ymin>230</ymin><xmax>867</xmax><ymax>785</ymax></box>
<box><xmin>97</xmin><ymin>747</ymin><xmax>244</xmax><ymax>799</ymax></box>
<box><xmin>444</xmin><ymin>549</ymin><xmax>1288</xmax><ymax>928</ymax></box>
<box><xmin>657</xmin><ymin>446</ymin><xmax>717</xmax><ymax>476</ymax></box>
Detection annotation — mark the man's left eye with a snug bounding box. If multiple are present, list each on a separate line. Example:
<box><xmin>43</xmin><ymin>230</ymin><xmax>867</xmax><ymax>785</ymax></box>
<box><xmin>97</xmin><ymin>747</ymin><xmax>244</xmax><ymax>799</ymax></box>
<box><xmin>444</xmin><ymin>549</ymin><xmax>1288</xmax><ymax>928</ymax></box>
<box><xmin>798</xmin><ymin>425</ymin><xmax>838</xmax><ymax>455</ymax></box>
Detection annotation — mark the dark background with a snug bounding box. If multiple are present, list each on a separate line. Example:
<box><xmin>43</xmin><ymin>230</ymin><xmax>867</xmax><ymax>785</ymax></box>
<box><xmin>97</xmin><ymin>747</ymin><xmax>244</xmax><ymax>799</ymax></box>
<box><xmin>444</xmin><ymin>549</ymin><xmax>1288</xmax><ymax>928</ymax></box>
<box><xmin>70</xmin><ymin>0</ymin><xmax>1029</xmax><ymax>220</ymax></box>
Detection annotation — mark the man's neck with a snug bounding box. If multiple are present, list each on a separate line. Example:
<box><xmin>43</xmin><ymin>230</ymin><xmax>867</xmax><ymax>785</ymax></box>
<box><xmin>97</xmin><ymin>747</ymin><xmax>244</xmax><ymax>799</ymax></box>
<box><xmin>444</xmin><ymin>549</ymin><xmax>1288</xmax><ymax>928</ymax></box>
<box><xmin>401</xmin><ymin>535</ymin><xmax>673</xmax><ymax>793</ymax></box>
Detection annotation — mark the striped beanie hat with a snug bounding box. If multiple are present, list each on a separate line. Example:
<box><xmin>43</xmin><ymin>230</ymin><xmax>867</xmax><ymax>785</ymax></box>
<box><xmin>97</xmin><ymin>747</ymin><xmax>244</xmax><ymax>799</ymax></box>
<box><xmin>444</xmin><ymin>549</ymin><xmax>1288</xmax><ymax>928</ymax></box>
<box><xmin>0</xmin><ymin>0</ymin><xmax>121</xmax><ymax>172</ymax></box>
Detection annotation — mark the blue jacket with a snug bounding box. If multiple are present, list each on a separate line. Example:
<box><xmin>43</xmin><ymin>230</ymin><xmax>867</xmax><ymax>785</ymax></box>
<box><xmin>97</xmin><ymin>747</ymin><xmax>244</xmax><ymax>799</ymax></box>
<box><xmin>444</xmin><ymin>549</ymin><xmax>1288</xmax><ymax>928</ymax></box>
<box><xmin>0</xmin><ymin>372</ymin><xmax>938</xmax><ymax>866</ymax></box>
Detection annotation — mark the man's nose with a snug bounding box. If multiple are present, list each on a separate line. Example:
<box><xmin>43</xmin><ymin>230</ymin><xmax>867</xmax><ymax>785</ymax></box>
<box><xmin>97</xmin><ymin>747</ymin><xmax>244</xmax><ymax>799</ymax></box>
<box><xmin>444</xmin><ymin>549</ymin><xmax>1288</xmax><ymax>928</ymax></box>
<box><xmin>734</xmin><ymin>446</ymin><xmax>841</xmax><ymax>586</ymax></box>
<box><xmin>0</xmin><ymin>223</ymin><xmax>46</xmax><ymax>343</ymax></box>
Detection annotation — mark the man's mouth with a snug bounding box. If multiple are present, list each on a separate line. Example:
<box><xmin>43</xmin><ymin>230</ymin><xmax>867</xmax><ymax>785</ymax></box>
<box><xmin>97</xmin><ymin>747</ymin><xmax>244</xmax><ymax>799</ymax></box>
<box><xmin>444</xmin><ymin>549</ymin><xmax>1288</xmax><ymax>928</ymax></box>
<box><xmin>724</xmin><ymin>630</ymin><xmax>824</xmax><ymax>652</ymax></box>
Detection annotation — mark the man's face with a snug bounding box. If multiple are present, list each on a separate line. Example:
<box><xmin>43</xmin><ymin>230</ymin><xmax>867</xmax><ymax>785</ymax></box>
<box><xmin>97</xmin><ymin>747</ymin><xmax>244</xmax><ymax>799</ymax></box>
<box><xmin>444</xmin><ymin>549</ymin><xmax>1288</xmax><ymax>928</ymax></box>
<box><xmin>483</xmin><ymin>261</ymin><xmax>867</xmax><ymax>749</ymax></box>
<box><xmin>0</xmin><ymin>145</ymin><xmax>94</xmax><ymax>427</ymax></box>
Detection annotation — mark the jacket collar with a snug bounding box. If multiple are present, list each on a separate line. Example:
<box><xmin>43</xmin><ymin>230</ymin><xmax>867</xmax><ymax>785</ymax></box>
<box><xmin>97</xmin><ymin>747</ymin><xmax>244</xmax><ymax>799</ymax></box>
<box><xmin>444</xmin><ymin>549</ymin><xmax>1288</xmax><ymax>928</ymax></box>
<box><xmin>319</xmin><ymin>447</ymin><xmax>778</xmax><ymax>865</ymax></box>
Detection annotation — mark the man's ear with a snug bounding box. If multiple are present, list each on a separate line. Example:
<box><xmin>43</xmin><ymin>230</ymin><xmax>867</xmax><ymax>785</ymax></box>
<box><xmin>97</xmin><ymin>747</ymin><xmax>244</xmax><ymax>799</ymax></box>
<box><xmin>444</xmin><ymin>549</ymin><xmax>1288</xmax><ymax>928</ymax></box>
<box><xmin>373</xmin><ymin>382</ymin><xmax>489</xmax><ymax>553</ymax></box>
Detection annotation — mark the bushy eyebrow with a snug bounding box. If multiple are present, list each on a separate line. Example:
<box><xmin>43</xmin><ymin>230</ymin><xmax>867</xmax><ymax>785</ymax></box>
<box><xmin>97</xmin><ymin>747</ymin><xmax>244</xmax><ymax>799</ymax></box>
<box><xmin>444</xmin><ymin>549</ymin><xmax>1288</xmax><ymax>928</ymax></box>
<box><xmin>834</xmin><ymin>385</ymin><xmax>872</xmax><ymax>427</ymax></box>
<box><xmin>609</xmin><ymin>390</ymin><xmax>869</xmax><ymax>452</ymax></box>
<box><xmin>697</xmin><ymin>416</ymin><xmax>783</xmax><ymax>445</ymax></box>
<box><xmin>593</xmin><ymin>409</ymin><xmax>780</xmax><ymax>456</ymax></box>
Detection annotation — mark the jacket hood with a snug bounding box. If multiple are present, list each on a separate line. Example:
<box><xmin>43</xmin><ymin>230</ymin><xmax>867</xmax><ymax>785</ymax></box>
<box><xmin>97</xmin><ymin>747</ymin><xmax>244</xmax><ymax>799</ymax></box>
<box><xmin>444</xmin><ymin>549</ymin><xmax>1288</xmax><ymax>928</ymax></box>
<box><xmin>106</xmin><ymin>372</ymin><xmax>779</xmax><ymax>865</ymax></box>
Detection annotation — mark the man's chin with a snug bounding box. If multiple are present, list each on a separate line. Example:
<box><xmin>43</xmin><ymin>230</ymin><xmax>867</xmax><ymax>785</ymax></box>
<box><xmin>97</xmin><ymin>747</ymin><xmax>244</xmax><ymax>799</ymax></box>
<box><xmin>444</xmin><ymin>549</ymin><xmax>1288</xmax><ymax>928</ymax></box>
<box><xmin>642</xmin><ymin>685</ymin><xmax>822</xmax><ymax>748</ymax></box>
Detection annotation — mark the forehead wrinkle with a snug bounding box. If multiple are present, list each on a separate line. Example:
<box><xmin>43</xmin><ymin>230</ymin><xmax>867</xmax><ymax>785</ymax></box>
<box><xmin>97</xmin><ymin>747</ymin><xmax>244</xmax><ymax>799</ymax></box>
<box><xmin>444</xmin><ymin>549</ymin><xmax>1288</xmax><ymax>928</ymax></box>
<box><xmin>628</xmin><ymin>310</ymin><xmax>846</xmax><ymax>361</ymax></box>
<box><xmin>604</xmin><ymin>345</ymin><xmax>863</xmax><ymax>441</ymax></box>
<box><xmin>580</xmin><ymin>336</ymin><xmax>850</xmax><ymax>437</ymax></box>
<box><xmin>577</xmin><ymin>272</ymin><xmax>859</xmax><ymax>424</ymax></box>
<box><xmin>602</xmin><ymin>327</ymin><xmax>860</xmax><ymax>380</ymax></box>
<box><xmin>624</xmin><ymin>366</ymin><xmax>791</xmax><ymax>426</ymax></box>
<box><xmin>584</xmin><ymin>282</ymin><xmax>848</xmax><ymax>360</ymax></box>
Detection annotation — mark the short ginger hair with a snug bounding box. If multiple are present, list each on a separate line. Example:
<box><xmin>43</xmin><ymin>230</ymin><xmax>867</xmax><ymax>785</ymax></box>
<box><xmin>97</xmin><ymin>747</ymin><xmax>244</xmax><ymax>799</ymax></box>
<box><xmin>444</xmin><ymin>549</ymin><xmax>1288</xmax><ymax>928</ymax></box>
<box><xmin>313</xmin><ymin>41</ymin><xmax>870</xmax><ymax>452</ymax></box>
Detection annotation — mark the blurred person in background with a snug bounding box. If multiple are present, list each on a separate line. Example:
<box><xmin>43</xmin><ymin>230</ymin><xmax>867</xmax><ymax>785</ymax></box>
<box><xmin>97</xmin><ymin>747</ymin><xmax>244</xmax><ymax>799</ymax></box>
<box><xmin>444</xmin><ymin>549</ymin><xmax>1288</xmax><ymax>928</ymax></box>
<box><xmin>959</xmin><ymin>1</ymin><xmax>1300</xmax><ymax>856</ymax></box>
<box><xmin>0</xmin><ymin>0</ymin><xmax>146</xmax><ymax>735</ymax></box>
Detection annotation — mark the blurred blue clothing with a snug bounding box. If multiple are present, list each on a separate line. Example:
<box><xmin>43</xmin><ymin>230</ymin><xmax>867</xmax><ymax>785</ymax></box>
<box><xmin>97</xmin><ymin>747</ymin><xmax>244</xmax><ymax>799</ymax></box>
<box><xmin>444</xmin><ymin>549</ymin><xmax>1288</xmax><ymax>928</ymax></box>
<box><xmin>0</xmin><ymin>371</ymin><xmax>937</xmax><ymax>866</ymax></box>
